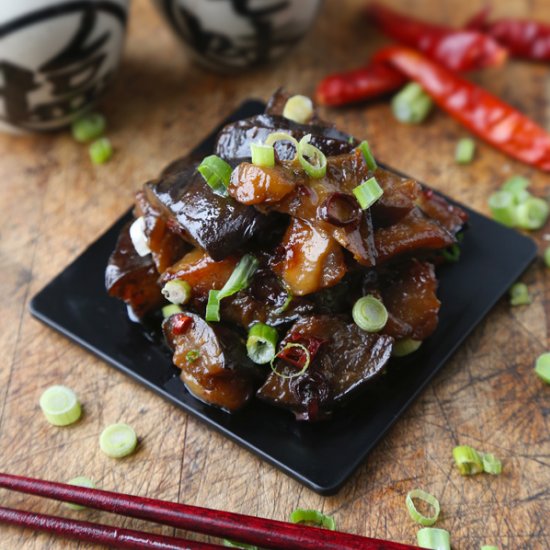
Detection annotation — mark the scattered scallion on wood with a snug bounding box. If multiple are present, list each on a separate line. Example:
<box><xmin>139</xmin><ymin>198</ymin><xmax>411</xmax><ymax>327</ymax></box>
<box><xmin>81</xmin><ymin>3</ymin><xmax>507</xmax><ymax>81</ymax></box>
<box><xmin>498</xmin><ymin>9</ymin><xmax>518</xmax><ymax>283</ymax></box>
<box><xmin>89</xmin><ymin>137</ymin><xmax>113</xmax><ymax>165</ymax></box>
<box><xmin>72</xmin><ymin>113</ymin><xmax>106</xmax><ymax>143</ymax></box>
<box><xmin>270</xmin><ymin>343</ymin><xmax>311</xmax><ymax>379</ymax></box>
<box><xmin>482</xmin><ymin>453</ymin><xmax>502</xmax><ymax>475</ymax></box>
<box><xmin>39</xmin><ymin>385</ymin><xmax>82</xmax><ymax>426</ymax></box>
<box><xmin>197</xmin><ymin>155</ymin><xmax>232</xmax><ymax>196</ymax></box>
<box><xmin>358</xmin><ymin>140</ymin><xmax>377</xmax><ymax>171</ymax></box>
<box><xmin>66</xmin><ymin>477</ymin><xmax>96</xmax><ymax>510</ymax></box>
<box><xmin>535</xmin><ymin>352</ymin><xmax>550</xmax><ymax>384</ymax></box>
<box><xmin>352</xmin><ymin>177</ymin><xmax>383</xmax><ymax>210</ymax></box>
<box><xmin>452</xmin><ymin>445</ymin><xmax>484</xmax><ymax>475</ymax></box>
<box><xmin>99</xmin><ymin>423</ymin><xmax>138</xmax><ymax>458</ymax></box>
<box><xmin>502</xmin><ymin>175</ymin><xmax>530</xmax><ymax>200</ymax></box>
<box><xmin>162</xmin><ymin>280</ymin><xmax>191</xmax><ymax>305</ymax></box>
<box><xmin>417</xmin><ymin>527</ymin><xmax>451</xmax><ymax>550</ymax></box>
<box><xmin>352</xmin><ymin>295</ymin><xmax>388</xmax><ymax>332</ymax></box>
<box><xmin>515</xmin><ymin>196</ymin><xmax>549</xmax><ymax>230</ymax></box>
<box><xmin>289</xmin><ymin>508</ymin><xmax>336</xmax><ymax>530</ymax></box>
<box><xmin>246</xmin><ymin>323</ymin><xmax>278</xmax><ymax>365</ymax></box>
<box><xmin>392</xmin><ymin>338</ymin><xmax>422</xmax><ymax>357</ymax></box>
<box><xmin>297</xmin><ymin>134</ymin><xmax>327</xmax><ymax>179</ymax></box>
<box><xmin>250</xmin><ymin>143</ymin><xmax>275</xmax><ymax>168</ymax></box>
<box><xmin>480</xmin><ymin>546</ymin><xmax>499</xmax><ymax>550</ymax></box>
<box><xmin>282</xmin><ymin>95</ymin><xmax>313</xmax><ymax>124</ymax></box>
<box><xmin>392</xmin><ymin>82</ymin><xmax>433</xmax><ymax>124</ymax></box>
<box><xmin>455</xmin><ymin>138</ymin><xmax>475</xmax><ymax>164</ymax></box>
<box><xmin>162</xmin><ymin>304</ymin><xmax>183</xmax><ymax>318</ymax></box>
<box><xmin>405</xmin><ymin>489</ymin><xmax>440</xmax><ymax>526</ymax></box>
<box><xmin>488</xmin><ymin>190</ymin><xmax>517</xmax><ymax>227</ymax></box>
<box><xmin>509</xmin><ymin>282</ymin><xmax>531</xmax><ymax>306</ymax></box>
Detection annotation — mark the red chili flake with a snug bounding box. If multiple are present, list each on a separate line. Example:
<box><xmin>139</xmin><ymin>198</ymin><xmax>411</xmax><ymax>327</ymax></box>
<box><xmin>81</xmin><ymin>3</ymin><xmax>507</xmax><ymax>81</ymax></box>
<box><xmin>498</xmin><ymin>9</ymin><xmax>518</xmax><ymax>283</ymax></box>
<box><xmin>171</xmin><ymin>314</ymin><xmax>193</xmax><ymax>335</ymax></box>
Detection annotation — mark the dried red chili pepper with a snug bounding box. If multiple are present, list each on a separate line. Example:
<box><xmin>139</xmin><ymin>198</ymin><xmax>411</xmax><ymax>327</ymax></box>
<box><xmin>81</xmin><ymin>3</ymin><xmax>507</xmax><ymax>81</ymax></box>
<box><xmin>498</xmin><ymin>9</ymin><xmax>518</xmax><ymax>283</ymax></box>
<box><xmin>365</xmin><ymin>2</ymin><xmax>507</xmax><ymax>71</ymax></box>
<box><xmin>374</xmin><ymin>46</ymin><xmax>550</xmax><ymax>171</ymax></box>
<box><xmin>171</xmin><ymin>313</ymin><xmax>193</xmax><ymax>335</ymax></box>
<box><xmin>467</xmin><ymin>8</ymin><xmax>550</xmax><ymax>62</ymax></box>
<box><xmin>277</xmin><ymin>335</ymin><xmax>326</xmax><ymax>368</ymax></box>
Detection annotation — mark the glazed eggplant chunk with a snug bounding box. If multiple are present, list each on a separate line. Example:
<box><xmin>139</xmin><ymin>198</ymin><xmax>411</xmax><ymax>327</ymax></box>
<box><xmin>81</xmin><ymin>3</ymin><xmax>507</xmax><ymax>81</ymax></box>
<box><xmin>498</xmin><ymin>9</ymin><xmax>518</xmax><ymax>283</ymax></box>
<box><xmin>106</xmin><ymin>89</ymin><xmax>467</xmax><ymax>420</ymax></box>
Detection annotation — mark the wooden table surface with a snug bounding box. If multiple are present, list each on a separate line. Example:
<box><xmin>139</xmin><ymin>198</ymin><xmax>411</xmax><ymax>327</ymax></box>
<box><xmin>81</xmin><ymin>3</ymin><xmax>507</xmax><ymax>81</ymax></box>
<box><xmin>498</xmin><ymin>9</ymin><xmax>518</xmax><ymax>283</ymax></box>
<box><xmin>1</xmin><ymin>0</ymin><xmax>549</xmax><ymax>548</ymax></box>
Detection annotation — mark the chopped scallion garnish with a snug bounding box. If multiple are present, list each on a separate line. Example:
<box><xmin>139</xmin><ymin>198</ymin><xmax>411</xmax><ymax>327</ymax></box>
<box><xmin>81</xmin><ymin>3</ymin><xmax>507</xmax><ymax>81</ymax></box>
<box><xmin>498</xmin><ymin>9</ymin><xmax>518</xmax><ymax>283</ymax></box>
<box><xmin>392</xmin><ymin>83</ymin><xmax>433</xmax><ymax>124</ymax></box>
<box><xmin>289</xmin><ymin>508</ymin><xmax>336</xmax><ymax>530</ymax></box>
<box><xmin>417</xmin><ymin>527</ymin><xmax>451</xmax><ymax>550</ymax></box>
<box><xmin>535</xmin><ymin>352</ymin><xmax>550</xmax><ymax>384</ymax></box>
<box><xmin>509</xmin><ymin>282</ymin><xmax>531</xmax><ymax>306</ymax></box>
<box><xmin>455</xmin><ymin>138</ymin><xmax>476</xmax><ymax>164</ymax></box>
<box><xmin>442</xmin><ymin>243</ymin><xmax>460</xmax><ymax>262</ymax></box>
<box><xmin>352</xmin><ymin>177</ymin><xmax>383</xmax><ymax>210</ymax></box>
<box><xmin>129</xmin><ymin>216</ymin><xmax>151</xmax><ymax>257</ymax></box>
<box><xmin>274</xmin><ymin>292</ymin><xmax>293</xmax><ymax>314</ymax></box>
<box><xmin>270</xmin><ymin>343</ymin><xmax>311</xmax><ymax>379</ymax></box>
<box><xmin>205</xmin><ymin>290</ymin><xmax>221</xmax><ymax>322</ymax></box>
<box><xmin>358</xmin><ymin>141</ymin><xmax>377</xmax><ymax>171</ymax></box>
<box><xmin>186</xmin><ymin>350</ymin><xmax>200</xmax><ymax>363</ymax></box>
<box><xmin>39</xmin><ymin>385</ymin><xmax>82</xmax><ymax>426</ymax></box>
<box><xmin>197</xmin><ymin>155</ymin><xmax>232</xmax><ymax>196</ymax></box>
<box><xmin>264</xmin><ymin>132</ymin><xmax>299</xmax><ymax>160</ymax></box>
<box><xmin>250</xmin><ymin>143</ymin><xmax>275</xmax><ymax>168</ymax></box>
<box><xmin>89</xmin><ymin>137</ymin><xmax>113</xmax><ymax>164</ymax></box>
<box><xmin>352</xmin><ymin>295</ymin><xmax>388</xmax><ymax>332</ymax></box>
<box><xmin>162</xmin><ymin>280</ymin><xmax>191</xmax><ymax>305</ymax></box>
<box><xmin>453</xmin><ymin>445</ymin><xmax>484</xmax><ymax>475</ymax></box>
<box><xmin>488</xmin><ymin>190</ymin><xmax>517</xmax><ymax>227</ymax></box>
<box><xmin>99</xmin><ymin>423</ymin><xmax>138</xmax><ymax>458</ymax></box>
<box><xmin>392</xmin><ymin>338</ymin><xmax>422</xmax><ymax>357</ymax></box>
<box><xmin>162</xmin><ymin>304</ymin><xmax>183</xmax><ymax>318</ymax></box>
<box><xmin>515</xmin><ymin>196</ymin><xmax>549</xmax><ymax>230</ymax></box>
<box><xmin>72</xmin><ymin>113</ymin><xmax>106</xmax><ymax>143</ymax></box>
<box><xmin>246</xmin><ymin>323</ymin><xmax>278</xmax><ymax>365</ymax></box>
<box><xmin>482</xmin><ymin>453</ymin><xmax>502</xmax><ymax>475</ymax></box>
<box><xmin>297</xmin><ymin>134</ymin><xmax>327</xmax><ymax>178</ymax></box>
<box><xmin>405</xmin><ymin>489</ymin><xmax>440</xmax><ymax>526</ymax></box>
<box><xmin>66</xmin><ymin>477</ymin><xmax>96</xmax><ymax>510</ymax></box>
<box><xmin>282</xmin><ymin>95</ymin><xmax>314</xmax><ymax>124</ymax></box>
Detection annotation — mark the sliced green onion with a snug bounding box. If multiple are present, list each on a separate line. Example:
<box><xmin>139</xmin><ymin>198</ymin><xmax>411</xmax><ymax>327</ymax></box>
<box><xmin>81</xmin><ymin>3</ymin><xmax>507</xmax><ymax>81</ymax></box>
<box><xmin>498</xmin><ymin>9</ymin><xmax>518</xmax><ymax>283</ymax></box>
<box><xmin>162</xmin><ymin>304</ymin><xmax>183</xmax><ymax>318</ymax></box>
<box><xmin>297</xmin><ymin>134</ymin><xmax>327</xmax><ymax>179</ymax></box>
<box><xmin>289</xmin><ymin>509</ymin><xmax>336</xmax><ymax>530</ymax></box>
<box><xmin>535</xmin><ymin>352</ymin><xmax>550</xmax><ymax>384</ymax></box>
<box><xmin>352</xmin><ymin>295</ymin><xmax>388</xmax><ymax>332</ymax></box>
<box><xmin>488</xmin><ymin>190</ymin><xmax>517</xmax><ymax>227</ymax></box>
<box><xmin>129</xmin><ymin>216</ymin><xmax>151</xmax><ymax>257</ymax></box>
<box><xmin>274</xmin><ymin>292</ymin><xmax>293</xmax><ymax>314</ymax></box>
<box><xmin>66</xmin><ymin>477</ymin><xmax>96</xmax><ymax>510</ymax></box>
<box><xmin>509</xmin><ymin>282</ymin><xmax>531</xmax><ymax>306</ymax></box>
<box><xmin>162</xmin><ymin>280</ymin><xmax>191</xmax><ymax>305</ymax></box>
<box><xmin>270</xmin><ymin>343</ymin><xmax>311</xmax><ymax>379</ymax></box>
<box><xmin>282</xmin><ymin>95</ymin><xmax>314</xmax><ymax>124</ymax></box>
<box><xmin>197</xmin><ymin>155</ymin><xmax>232</xmax><ymax>196</ymax></box>
<box><xmin>72</xmin><ymin>113</ymin><xmax>106</xmax><ymax>143</ymax></box>
<box><xmin>515</xmin><ymin>196</ymin><xmax>549</xmax><ymax>230</ymax></box>
<box><xmin>392</xmin><ymin>338</ymin><xmax>422</xmax><ymax>357</ymax></box>
<box><xmin>442</xmin><ymin>243</ymin><xmax>460</xmax><ymax>263</ymax></box>
<box><xmin>455</xmin><ymin>138</ymin><xmax>476</xmax><ymax>164</ymax></box>
<box><xmin>417</xmin><ymin>527</ymin><xmax>451</xmax><ymax>550</ymax></box>
<box><xmin>205</xmin><ymin>255</ymin><xmax>259</xmax><ymax>322</ymax></box>
<box><xmin>482</xmin><ymin>453</ymin><xmax>502</xmax><ymax>475</ymax></box>
<box><xmin>543</xmin><ymin>246</ymin><xmax>550</xmax><ymax>268</ymax></box>
<box><xmin>223</xmin><ymin>540</ymin><xmax>258</xmax><ymax>549</ymax></box>
<box><xmin>502</xmin><ymin>175</ymin><xmax>530</xmax><ymax>203</ymax></box>
<box><xmin>392</xmin><ymin>83</ymin><xmax>433</xmax><ymax>124</ymax></box>
<box><xmin>39</xmin><ymin>386</ymin><xmax>82</xmax><ymax>426</ymax></box>
<box><xmin>405</xmin><ymin>489</ymin><xmax>440</xmax><ymax>526</ymax></box>
<box><xmin>358</xmin><ymin>140</ymin><xmax>377</xmax><ymax>171</ymax></box>
<box><xmin>480</xmin><ymin>546</ymin><xmax>499</xmax><ymax>550</ymax></box>
<box><xmin>99</xmin><ymin>423</ymin><xmax>138</xmax><ymax>458</ymax></box>
<box><xmin>352</xmin><ymin>177</ymin><xmax>383</xmax><ymax>210</ymax></box>
<box><xmin>453</xmin><ymin>445</ymin><xmax>483</xmax><ymax>475</ymax></box>
<box><xmin>89</xmin><ymin>137</ymin><xmax>113</xmax><ymax>164</ymax></box>
<box><xmin>250</xmin><ymin>143</ymin><xmax>275</xmax><ymax>168</ymax></box>
<box><xmin>264</xmin><ymin>132</ymin><xmax>299</xmax><ymax>159</ymax></box>
<box><xmin>186</xmin><ymin>350</ymin><xmax>200</xmax><ymax>363</ymax></box>
<box><xmin>246</xmin><ymin>323</ymin><xmax>278</xmax><ymax>365</ymax></box>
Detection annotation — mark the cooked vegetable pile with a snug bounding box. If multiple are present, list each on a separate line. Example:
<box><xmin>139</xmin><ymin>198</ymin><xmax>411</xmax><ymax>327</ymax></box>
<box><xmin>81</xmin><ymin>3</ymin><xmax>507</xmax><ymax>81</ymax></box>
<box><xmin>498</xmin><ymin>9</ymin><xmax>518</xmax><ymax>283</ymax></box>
<box><xmin>105</xmin><ymin>90</ymin><xmax>467</xmax><ymax>421</ymax></box>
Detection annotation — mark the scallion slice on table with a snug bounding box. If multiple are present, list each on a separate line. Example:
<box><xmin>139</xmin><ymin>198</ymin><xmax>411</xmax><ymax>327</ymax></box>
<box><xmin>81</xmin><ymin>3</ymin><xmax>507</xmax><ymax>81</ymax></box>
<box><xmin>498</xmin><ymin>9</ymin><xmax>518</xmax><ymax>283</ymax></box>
<box><xmin>417</xmin><ymin>527</ymin><xmax>451</xmax><ymax>550</ymax></box>
<box><xmin>455</xmin><ymin>138</ymin><xmax>476</xmax><ymax>164</ymax></box>
<box><xmin>99</xmin><ymin>423</ymin><xmax>138</xmax><ymax>458</ymax></box>
<box><xmin>297</xmin><ymin>134</ymin><xmax>327</xmax><ymax>178</ymax></box>
<box><xmin>352</xmin><ymin>295</ymin><xmax>388</xmax><ymax>332</ymax></box>
<box><xmin>405</xmin><ymin>489</ymin><xmax>440</xmax><ymax>526</ymax></box>
<box><xmin>392</xmin><ymin>82</ymin><xmax>433</xmax><ymax>124</ymax></box>
<box><xmin>162</xmin><ymin>304</ymin><xmax>183</xmax><ymax>318</ymax></box>
<box><xmin>509</xmin><ymin>282</ymin><xmax>531</xmax><ymax>306</ymax></box>
<box><xmin>480</xmin><ymin>546</ymin><xmax>499</xmax><ymax>550</ymax></box>
<box><xmin>283</xmin><ymin>95</ymin><xmax>314</xmax><ymax>124</ymax></box>
<box><xmin>250</xmin><ymin>143</ymin><xmax>275</xmax><ymax>168</ymax></box>
<box><xmin>515</xmin><ymin>196</ymin><xmax>549</xmax><ymax>230</ymax></box>
<box><xmin>89</xmin><ymin>137</ymin><xmax>113</xmax><ymax>165</ymax></box>
<box><xmin>358</xmin><ymin>140</ymin><xmax>377</xmax><ymax>170</ymax></box>
<box><xmin>270</xmin><ymin>343</ymin><xmax>311</xmax><ymax>379</ymax></box>
<box><xmin>289</xmin><ymin>508</ymin><xmax>336</xmax><ymax>530</ymax></box>
<box><xmin>205</xmin><ymin>254</ymin><xmax>259</xmax><ymax>322</ymax></box>
<box><xmin>353</xmin><ymin>177</ymin><xmax>383</xmax><ymax>209</ymax></box>
<box><xmin>246</xmin><ymin>323</ymin><xmax>278</xmax><ymax>364</ymax></box>
<box><xmin>39</xmin><ymin>386</ymin><xmax>82</xmax><ymax>426</ymax></box>
<box><xmin>488</xmin><ymin>190</ymin><xmax>517</xmax><ymax>227</ymax></box>
<box><xmin>65</xmin><ymin>477</ymin><xmax>96</xmax><ymax>510</ymax></box>
<box><xmin>72</xmin><ymin>113</ymin><xmax>106</xmax><ymax>143</ymax></box>
<box><xmin>452</xmin><ymin>445</ymin><xmax>484</xmax><ymax>475</ymax></box>
<box><xmin>162</xmin><ymin>280</ymin><xmax>191</xmax><ymax>305</ymax></box>
<box><xmin>535</xmin><ymin>352</ymin><xmax>550</xmax><ymax>384</ymax></box>
<box><xmin>482</xmin><ymin>453</ymin><xmax>502</xmax><ymax>475</ymax></box>
<box><xmin>502</xmin><ymin>176</ymin><xmax>530</xmax><ymax>204</ymax></box>
<box><xmin>197</xmin><ymin>155</ymin><xmax>232</xmax><ymax>196</ymax></box>
<box><xmin>392</xmin><ymin>338</ymin><xmax>422</xmax><ymax>357</ymax></box>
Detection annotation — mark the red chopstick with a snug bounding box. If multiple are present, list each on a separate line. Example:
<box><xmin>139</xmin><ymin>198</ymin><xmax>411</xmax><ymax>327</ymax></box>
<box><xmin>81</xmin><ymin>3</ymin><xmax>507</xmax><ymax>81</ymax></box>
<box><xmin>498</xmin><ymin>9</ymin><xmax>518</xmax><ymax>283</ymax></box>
<box><xmin>0</xmin><ymin>473</ymin><xmax>420</xmax><ymax>550</ymax></box>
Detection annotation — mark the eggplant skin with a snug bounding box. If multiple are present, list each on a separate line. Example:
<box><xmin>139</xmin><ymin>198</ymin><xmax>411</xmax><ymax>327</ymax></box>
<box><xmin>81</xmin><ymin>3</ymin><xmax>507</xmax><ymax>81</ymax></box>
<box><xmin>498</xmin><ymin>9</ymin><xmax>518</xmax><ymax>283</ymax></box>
<box><xmin>105</xmin><ymin>222</ymin><xmax>164</xmax><ymax>319</ymax></box>
<box><xmin>257</xmin><ymin>315</ymin><xmax>393</xmax><ymax>421</ymax></box>
<box><xmin>163</xmin><ymin>312</ymin><xmax>262</xmax><ymax>412</ymax></box>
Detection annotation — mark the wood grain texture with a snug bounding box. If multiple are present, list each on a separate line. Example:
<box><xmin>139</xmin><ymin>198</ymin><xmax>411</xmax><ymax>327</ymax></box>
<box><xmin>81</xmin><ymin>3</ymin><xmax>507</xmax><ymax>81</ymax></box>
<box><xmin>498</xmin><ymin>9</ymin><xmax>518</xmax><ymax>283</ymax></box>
<box><xmin>0</xmin><ymin>0</ymin><xmax>548</xmax><ymax>548</ymax></box>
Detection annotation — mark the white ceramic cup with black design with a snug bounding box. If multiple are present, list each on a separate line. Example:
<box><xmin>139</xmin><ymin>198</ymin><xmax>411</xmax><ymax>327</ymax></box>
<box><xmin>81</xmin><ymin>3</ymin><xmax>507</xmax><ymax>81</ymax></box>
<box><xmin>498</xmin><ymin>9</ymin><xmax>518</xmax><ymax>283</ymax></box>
<box><xmin>0</xmin><ymin>0</ymin><xmax>128</xmax><ymax>133</ymax></box>
<box><xmin>154</xmin><ymin>0</ymin><xmax>322</xmax><ymax>72</ymax></box>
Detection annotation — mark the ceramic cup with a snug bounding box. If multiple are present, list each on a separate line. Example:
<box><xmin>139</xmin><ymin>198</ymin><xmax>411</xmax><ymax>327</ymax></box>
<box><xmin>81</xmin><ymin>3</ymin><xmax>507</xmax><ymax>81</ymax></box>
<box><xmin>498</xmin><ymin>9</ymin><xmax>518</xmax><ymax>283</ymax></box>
<box><xmin>0</xmin><ymin>0</ymin><xmax>128</xmax><ymax>133</ymax></box>
<box><xmin>154</xmin><ymin>0</ymin><xmax>322</xmax><ymax>72</ymax></box>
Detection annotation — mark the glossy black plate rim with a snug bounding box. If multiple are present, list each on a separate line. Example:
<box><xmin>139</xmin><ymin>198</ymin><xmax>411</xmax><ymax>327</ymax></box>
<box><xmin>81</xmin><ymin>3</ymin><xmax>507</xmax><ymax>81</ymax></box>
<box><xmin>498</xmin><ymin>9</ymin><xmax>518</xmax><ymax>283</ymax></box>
<box><xmin>30</xmin><ymin>100</ymin><xmax>538</xmax><ymax>495</ymax></box>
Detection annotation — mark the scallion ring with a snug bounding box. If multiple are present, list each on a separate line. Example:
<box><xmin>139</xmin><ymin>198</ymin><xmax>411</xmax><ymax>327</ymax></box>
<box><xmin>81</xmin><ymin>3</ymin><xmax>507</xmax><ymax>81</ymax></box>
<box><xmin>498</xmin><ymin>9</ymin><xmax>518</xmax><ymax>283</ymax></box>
<box><xmin>535</xmin><ymin>352</ymin><xmax>550</xmax><ymax>384</ymax></box>
<box><xmin>297</xmin><ymin>134</ymin><xmax>327</xmax><ymax>179</ymax></box>
<box><xmin>515</xmin><ymin>196</ymin><xmax>549</xmax><ymax>230</ymax></box>
<box><xmin>289</xmin><ymin>508</ymin><xmax>336</xmax><ymax>530</ymax></box>
<box><xmin>282</xmin><ymin>95</ymin><xmax>314</xmax><ymax>124</ymax></box>
<box><xmin>72</xmin><ymin>113</ymin><xmax>106</xmax><ymax>143</ymax></box>
<box><xmin>352</xmin><ymin>177</ymin><xmax>383</xmax><ymax>210</ymax></box>
<box><xmin>392</xmin><ymin>338</ymin><xmax>422</xmax><ymax>357</ymax></box>
<box><xmin>264</xmin><ymin>132</ymin><xmax>299</xmax><ymax>161</ymax></box>
<box><xmin>66</xmin><ymin>477</ymin><xmax>96</xmax><ymax>510</ymax></box>
<box><xmin>455</xmin><ymin>138</ymin><xmax>476</xmax><ymax>164</ymax></box>
<box><xmin>509</xmin><ymin>282</ymin><xmax>531</xmax><ymax>306</ymax></box>
<box><xmin>405</xmin><ymin>489</ymin><xmax>440</xmax><ymax>526</ymax></box>
<box><xmin>452</xmin><ymin>445</ymin><xmax>484</xmax><ymax>475</ymax></box>
<box><xmin>488</xmin><ymin>190</ymin><xmax>517</xmax><ymax>227</ymax></box>
<box><xmin>197</xmin><ymin>155</ymin><xmax>232</xmax><ymax>196</ymax></box>
<box><xmin>222</xmin><ymin>540</ymin><xmax>258</xmax><ymax>549</ymax></box>
<box><xmin>250</xmin><ymin>143</ymin><xmax>275</xmax><ymax>168</ymax></box>
<box><xmin>162</xmin><ymin>280</ymin><xmax>191</xmax><ymax>305</ymax></box>
<box><xmin>205</xmin><ymin>290</ymin><xmax>221</xmax><ymax>322</ymax></box>
<box><xmin>89</xmin><ymin>137</ymin><xmax>113</xmax><ymax>164</ymax></box>
<box><xmin>246</xmin><ymin>323</ymin><xmax>278</xmax><ymax>365</ymax></box>
<box><xmin>417</xmin><ymin>528</ymin><xmax>451</xmax><ymax>550</ymax></box>
<box><xmin>358</xmin><ymin>140</ymin><xmax>377</xmax><ymax>171</ymax></box>
<box><xmin>482</xmin><ymin>453</ymin><xmax>502</xmax><ymax>475</ymax></box>
<box><xmin>39</xmin><ymin>385</ymin><xmax>82</xmax><ymax>426</ymax></box>
<box><xmin>162</xmin><ymin>304</ymin><xmax>183</xmax><ymax>318</ymax></box>
<box><xmin>480</xmin><ymin>546</ymin><xmax>499</xmax><ymax>550</ymax></box>
<box><xmin>274</xmin><ymin>292</ymin><xmax>293</xmax><ymax>314</ymax></box>
<box><xmin>99</xmin><ymin>423</ymin><xmax>138</xmax><ymax>458</ymax></box>
<box><xmin>270</xmin><ymin>343</ymin><xmax>311</xmax><ymax>379</ymax></box>
<box><xmin>392</xmin><ymin>83</ymin><xmax>433</xmax><ymax>124</ymax></box>
<box><xmin>502</xmin><ymin>175</ymin><xmax>530</xmax><ymax>204</ymax></box>
<box><xmin>352</xmin><ymin>295</ymin><xmax>388</xmax><ymax>332</ymax></box>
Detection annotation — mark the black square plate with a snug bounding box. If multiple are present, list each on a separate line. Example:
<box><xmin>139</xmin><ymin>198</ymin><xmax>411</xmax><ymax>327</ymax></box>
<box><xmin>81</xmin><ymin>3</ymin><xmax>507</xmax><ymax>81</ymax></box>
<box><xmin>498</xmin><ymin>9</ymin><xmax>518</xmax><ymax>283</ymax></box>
<box><xmin>30</xmin><ymin>100</ymin><xmax>537</xmax><ymax>495</ymax></box>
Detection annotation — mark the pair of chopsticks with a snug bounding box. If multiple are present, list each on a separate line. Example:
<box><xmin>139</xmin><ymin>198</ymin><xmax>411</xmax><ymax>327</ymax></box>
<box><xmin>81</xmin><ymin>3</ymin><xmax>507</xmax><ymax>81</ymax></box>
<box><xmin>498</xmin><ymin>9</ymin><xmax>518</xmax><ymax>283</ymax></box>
<box><xmin>0</xmin><ymin>473</ymin><xmax>420</xmax><ymax>549</ymax></box>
